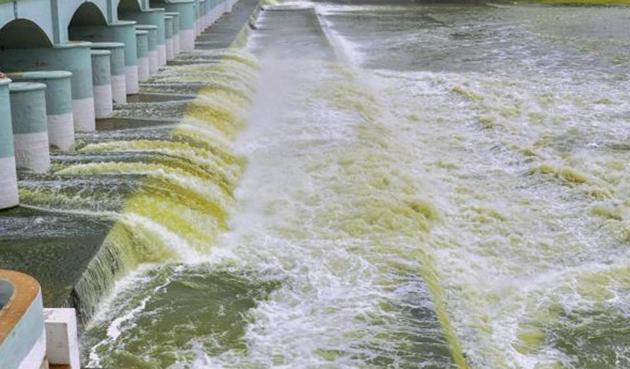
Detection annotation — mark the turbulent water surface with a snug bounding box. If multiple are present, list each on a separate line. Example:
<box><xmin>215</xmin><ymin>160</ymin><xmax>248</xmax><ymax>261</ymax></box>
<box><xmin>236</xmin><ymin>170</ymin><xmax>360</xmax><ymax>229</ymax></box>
<box><xmin>73</xmin><ymin>3</ymin><xmax>630</xmax><ymax>369</ymax></box>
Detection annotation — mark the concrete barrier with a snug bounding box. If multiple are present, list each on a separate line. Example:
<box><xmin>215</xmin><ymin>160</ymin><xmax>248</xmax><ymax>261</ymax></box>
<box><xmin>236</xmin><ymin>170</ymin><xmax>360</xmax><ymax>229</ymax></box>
<box><xmin>0</xmin><ymin>270</ymin><xmax>46</xmax><ymax>369</ymax></box>
<box><xmin>91</xmin><ymin>50</ymin><xmax>114</xmax><ymax>119</ymax></box>
<box><xmin>7</xmin><ymin>71</ymin><xmax>75</xmax><ymax>151</ymax></box>
<box><xmin>0</xmin><ymin>42</ymin><xmax>96</xmax><ymax>132</ymax></box>
<box><xmin>135</xmin><ymin>30</ymin><xmax>150</xmax><ymax>82</ymax></box>
<box><xmin>136</xmin><ymin>25</ymin><xmax>159</xmax><ymax>75</ymax></box>
<box><xmin>0</xmin><ymin>77</ymin><xmax>18</xmax><ymax>210</ymax></box>
<box><xmin>162</xmin><ymin>1</ymin><xmax>196</xmax><ymax>52</ymax></box>
<box><xmin>70</xmin><ymin>21</ymin><xmax>140</xmax><ymax>95</ymax></box>
<box><xmin>165</xmin><ymin>12</ymin><xmax>181</xmax><ymax>56</ymax></box>
<box><xmin>9</xmin><ymin>82</ymin><xmax>50</xmax><ymax>173</ymax></box>
<box><xmin>119</xmin><ymin>9</ymin><xmax>167</xmax><ymax>67</ymax></box>
<box><xmin>91</xmin><ymin>42</ymin><xmax>127</xmax><ymax>104</ymax></box>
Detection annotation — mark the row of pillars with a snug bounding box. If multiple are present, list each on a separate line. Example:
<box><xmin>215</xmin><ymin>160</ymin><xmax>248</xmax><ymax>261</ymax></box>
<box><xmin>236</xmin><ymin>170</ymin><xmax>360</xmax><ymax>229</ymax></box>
<box><xmin>0</xmin><ymin>0</ymin><xmax>238</xmax><ymax>210</ymax></box>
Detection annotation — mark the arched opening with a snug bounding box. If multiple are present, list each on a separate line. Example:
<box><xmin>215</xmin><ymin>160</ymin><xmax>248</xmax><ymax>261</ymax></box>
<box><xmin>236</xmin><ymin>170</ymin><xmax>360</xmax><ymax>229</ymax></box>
<box><xmin>68</xmin><ymin>2</ymin><xmax>108</xmax><ymax>28</ymax></box>
<box><xmin>118</xmin><ymin>0</ymin><xmax>142</xmax><ymax>14</ymax></box>
<box><xmin>0</xmin><ymin>19</ymin><xmax>53</xmax><ymax>49</ymax></box>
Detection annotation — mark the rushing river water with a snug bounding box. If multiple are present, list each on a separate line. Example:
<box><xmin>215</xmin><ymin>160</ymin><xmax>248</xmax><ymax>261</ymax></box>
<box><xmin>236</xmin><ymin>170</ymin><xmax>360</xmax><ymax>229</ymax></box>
<box><xmin>71</xmin><ymin>2</ymin><xmax>630</xmax><ymax>369</ymax></box>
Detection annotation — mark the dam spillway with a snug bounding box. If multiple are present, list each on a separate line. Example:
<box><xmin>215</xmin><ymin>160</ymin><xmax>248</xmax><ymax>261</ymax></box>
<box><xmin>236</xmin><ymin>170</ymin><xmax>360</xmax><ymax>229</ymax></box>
<box><xmin>2</xmin><ymin>1</ymin><xmax>630</xmax><ymax>369</ymax></box>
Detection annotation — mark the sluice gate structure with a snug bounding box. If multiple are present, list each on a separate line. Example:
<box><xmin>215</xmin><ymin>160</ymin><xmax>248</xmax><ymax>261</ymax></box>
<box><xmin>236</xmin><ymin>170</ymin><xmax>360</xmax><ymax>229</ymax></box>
<box><xmin>0</xmin><ymin>0</ymin><xmax>247</xmax><ymax>367</ymax></box>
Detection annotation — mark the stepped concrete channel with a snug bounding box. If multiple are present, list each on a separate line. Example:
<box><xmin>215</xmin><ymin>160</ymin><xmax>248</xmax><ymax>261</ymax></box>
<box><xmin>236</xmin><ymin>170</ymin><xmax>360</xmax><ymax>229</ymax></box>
<box><xmin>0</xmin><ymin>0</ymin><xmax>259</xmax><ymax>367</ymax></box>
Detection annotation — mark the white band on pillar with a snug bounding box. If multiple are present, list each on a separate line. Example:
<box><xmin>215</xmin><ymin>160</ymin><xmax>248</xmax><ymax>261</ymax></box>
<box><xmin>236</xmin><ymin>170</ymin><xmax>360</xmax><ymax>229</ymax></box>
<box><xmin>166</xmin><ymin>39</ymin><xmax>174</xmax><ymax>60</ymax></box>
<box><xmin>173</xmin><ymin>35</ymin><xmax>181</xmax><ymax>55</ymax></box>
<box><xmin>149</xmin><ymin>50</ymin><xmax>158</xmax><ymax>75</ymax></box>
<box><xmin>47</xmin><ymin>112</ymin><xmax>75</xmax><ymax>151</ymax></box>
<box><xmin>111</xmin><ymin>75</ymin><xmax>127</xmax><ymax>104</ymax></box>
<box><xmin>180</xmin><ymin>29</ymin><xmax>195</xmax><ymax>52</ymax></box>
<box><xmin>125</xmin><ymin>65</ymin><xmax>140</xmax><ymax>94</ymax></box>
<box><xmin>157</xmin><ymin>44</ymin><xmax>167</xmax><ymax>66</ymax></box>
<box><xmin>72</xmin><ymin>97</ymin><xmax>96</xmax><ymax>132</ymax></box>
<box><xmin>14</xmin><ymin>131</ymin><xmax>51</xmax><ymax>173</ymax></box>
<box><xmin>93</xmin><ymin>84</ymin><xmax>113</xmax><ymax>119</ymax></box>
<box><xmin>137</xmin><ymin>57</ymin><xmax>150</xmax><ymax>82</ymax></box>
<box><xmin>0</xmin><ymin>156</ymin><xmax>19</xmax><ymax>209</ymax></box>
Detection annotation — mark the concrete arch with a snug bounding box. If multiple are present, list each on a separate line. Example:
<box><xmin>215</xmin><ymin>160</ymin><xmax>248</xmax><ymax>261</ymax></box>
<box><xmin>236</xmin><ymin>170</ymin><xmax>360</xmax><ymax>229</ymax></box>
<box><xmin>117</xmin><ymin>0</ymin><xmax>144</xmax><ymax>13</ymax></box>
<box><xmin>58</xmin><ymin>0</ymin><xmax>111</xmax><ymax>41</ymax></box>
<box><xmin>0</xmin><ymin>19</ymin><xmax>53</xmax><ymax>49</ymax></box>
<box><xmin>0</xmin><ymin>0</ymin><xmax>55</xmax><ymax>45</ymax></box>
<box><xmin>68</xmin><ymin>1</ymin><xmax>109</xmax><ymax>27</ymax></box>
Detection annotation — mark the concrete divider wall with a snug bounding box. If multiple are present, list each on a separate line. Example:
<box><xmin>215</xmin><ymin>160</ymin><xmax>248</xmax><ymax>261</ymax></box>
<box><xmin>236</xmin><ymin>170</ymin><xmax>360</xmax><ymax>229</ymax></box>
<box><xmin>0</xmin><ymin>43</ymin><xmax>96</xmax><ymax>132</ymax></box>
<box><xmin>9</xmin><ymin>82</ymin><xmax>50</xmax><ymax>173</ymax></box>
<box><xmin>159</xmin><ymin>1</ymin><xmax>195</xmax><ymax>52</ymax></box>
<box><xmin>7</xmin><ymin>71</ymin><xmax>75</xmax><ymax>151</ymax></box>
<box><xmin>120</xmin><ymin>9</ymin><xmax>167</xmax><ymax>65</ymax></box>
<box><xmin>0</xmin><ymin>78</ymin><xmax>18</xmax><ymax>210</ymax></box>
<box><xmin>92</xmin><ymin>42</ymin><xmax>127</xmax><ymax>104</ymax></box>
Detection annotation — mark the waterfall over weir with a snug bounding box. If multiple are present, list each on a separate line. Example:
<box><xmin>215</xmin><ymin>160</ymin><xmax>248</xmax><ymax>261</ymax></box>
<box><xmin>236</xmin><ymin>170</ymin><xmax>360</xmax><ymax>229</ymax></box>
<box><xmin>16</xmin><ymin>49</ymin><xmax>260</xmax><ymax>323</ymax></box>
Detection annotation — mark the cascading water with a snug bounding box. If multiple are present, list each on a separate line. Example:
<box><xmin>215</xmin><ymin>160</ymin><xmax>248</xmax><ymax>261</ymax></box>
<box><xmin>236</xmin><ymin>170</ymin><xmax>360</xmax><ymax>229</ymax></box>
<box><xmin>4</xmin><ymin>2</ymin><xmax>628</xmax><ymax>369</ymax></box>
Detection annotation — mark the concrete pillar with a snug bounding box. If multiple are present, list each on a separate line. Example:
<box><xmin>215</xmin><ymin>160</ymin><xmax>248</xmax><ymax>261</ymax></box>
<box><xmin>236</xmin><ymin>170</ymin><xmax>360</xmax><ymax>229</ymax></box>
<box><xmin>135</xmin><ymin>31</ymin><xmax>150</xmax><ymax>82</ymax></box>
<box><xmin>164</xmin><ymin>15</ymin><xmax>174</xmax><ymax>61</ymax></box>
<box><xmin>9</xmin><ymin>82</ymin><xmax>50</xmax><ymax>173</ymax></box>
<box><xmin>7</xmin><ymin>71</ymin><xmax>75</xmax><ymax>151</ymax></box>
<box><xmin>225</xmin><ymin>0</ymin><xmax>232</xmax><ymax>14</ymax></box>
<box><xmin>44</xmin><ymin>309</ymin><xmax>80</xmax><ymax>369</ymax></box>
<box><xmin>91</xmin><ymin>43</ymin><xmax>127</xmax><ymax>104</ymax></box>
<box><xmin>0</xmin><ymin>43</ymin><xmax>96</xmax><ymax>132</ymax></box>
<box><xmin>70</xmin><ymin>21</ymin><xmax>139</xmax><ymax>95</ymax></box>
<box><xmin>90</xmin><ymin>50</ymin><xmax>113</xmax><ymax>119</ymax></box>
<box><xmin>119</xmin><ymin>9</ymin><xmax>167</xmax><ymax>67</ymax></box>
<box><xmin>0</xmin><ymin>77</ymin><xmax>18</xmax><ymax>210</ymax></box>
<box><xmin>165</xmin><ymin>12</ymin><xmax>181</xmax><ymax>56</ymax></box>
<box><xmin>136</xmin><ymin>25</ymin><xmax>158</xmax><ymax>76</ymax></box>
<box><xmin>162</xmin><ymin>1</ymin><xmax>195</xmax><ymax>52</ymax></box>
<box><xmin>199</xmin><ymin>0</ymin><xmax>207</xmax><ymax>30</ymax></box>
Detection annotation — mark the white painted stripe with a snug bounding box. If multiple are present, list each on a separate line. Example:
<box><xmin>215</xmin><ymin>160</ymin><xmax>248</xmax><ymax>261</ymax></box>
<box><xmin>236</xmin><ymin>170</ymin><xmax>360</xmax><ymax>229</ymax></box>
<box><xmin>125</xmin><ymin>65</ymin><xmax>139</xmax><ymax>94</ymax></box>
<box><xmin>173</xmin><ymin>34</ymin><xmax>181</xmax><ymax>55</ymax></box>
<box><xmin>14</xmin><ymin>131</ymin><xmax>50</xmax><ymax>173</ymax></box>
<box><xmin>157</xmin><ymin>44</ymin><xmax>167</xmax><ymax>66</ymax></box>
<box><xmin>111</xmin><ymin>74</ymin><xmax>127</xmax><ymax>104</ymax></box>
<box><xmin>93</xmin><ymin>84</ymin><xmax>113</xmax><ymax>119</ymax></box>
<box><xmin>0</xmin><ymin>156</ymin><xmax>19</xmax><ymax>209</ymax></box>
<box><xmin>148</xmin><ymin>50</ymin><xmax>158</xmax><ymax>75</ymax></box>
<box><xmin>180</xmin><ymin>29</ymin><xmax>195</xmax><ymax>52</ymax></box>
<box><xmin>17</xmin><ymin>329</ymin><xmax>46</xmax><ymax>369</ymax></box>
<box><xmin>72</xmin><ymin>97</ymin><xmax>96</xmax><ymax>132</ymax></box>
<box><xmin>166</xmin><ymin>39</ymin><xmax>174</xmax><ymax>61</ymax></box>
<box><xmin>137</xmin><ymin>57</ymin><xmax>150</xmax><ymax>82</ymax></box>
<box><xmin>47</xmin><ymin>112</ymin><xmax>75</xmax><ymax>151</ymax></box>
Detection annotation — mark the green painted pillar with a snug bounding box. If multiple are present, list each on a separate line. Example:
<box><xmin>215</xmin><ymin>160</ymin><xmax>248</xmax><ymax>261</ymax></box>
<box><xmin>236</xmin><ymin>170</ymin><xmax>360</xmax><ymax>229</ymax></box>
<box><xmin>7</xmin><ymin>71</ymin><xmax>75</xmax><ymax>151</ymax></box>
<box><xmin>136</xmin><ymin>25</ymin><xmax>158</xmax><ymax>75</ymax></box>
<box><xmin>0</xmin><ymin>77</ymin><xmax>18</xmax><ymax>209</ymax></box>
<box><xmin>9</xmin><ymin>82</ymin><xmax>50</xmax><ymax>173</ymax></box>
<box><xmin>119</xmin><ymin>9</ymin><xmax>167</xmax><ymax>66</ymax></box>
<box><xmin>161</xmin><ymin>1</ymin><xmax>195</xmax><ymax>52</ymax></box>
<box><xmin>164</xmin><ymin>15</ymin><xmax>175</xmax><ymax>60</ymax></box>
<box><xmin>91</xmin><ymin>50</ymin><xmax>113</xmax><ymax>119</ymax></box>
<box><xmin>164</xmin><ymin>12</ymin><xmax>181</xmax><ymax>56</ymax></box>
<box><xmin>69</xmin><ymin>21</ymin><xmax>139</xmax><ymax>95</ymax></box>
<box><xmin>0</xmin><ymin>43</ymin><xmax>96</xmax><ymax>132</ymax></box>
<box><xmin>135</xmin><ymin>30</ymin><xmax>150</xmax><ymax>82</ymax></box>
<box><xmin>91</xmin><ymin>42</ymin><xmax>127</xmax><ymax>104</ymax></box>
